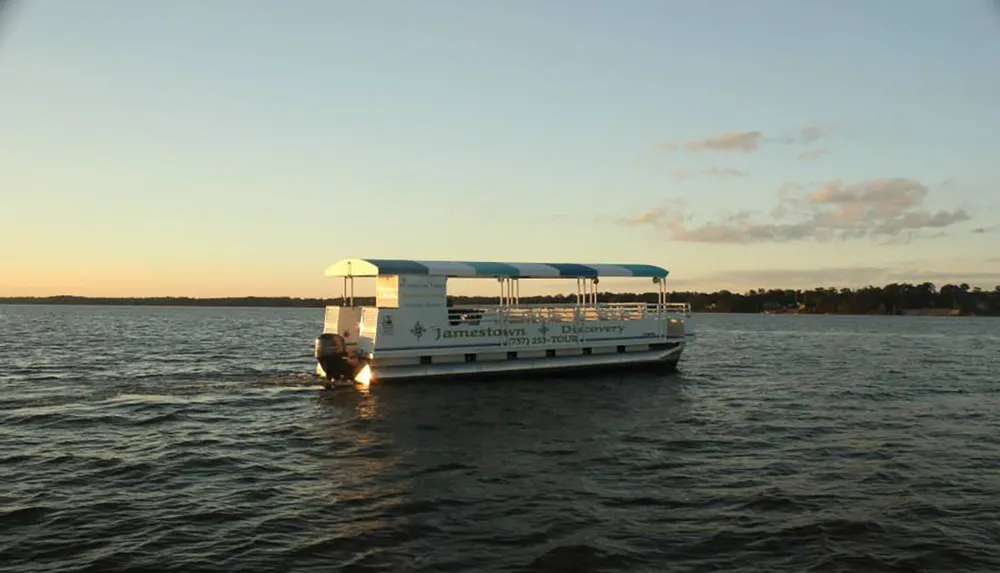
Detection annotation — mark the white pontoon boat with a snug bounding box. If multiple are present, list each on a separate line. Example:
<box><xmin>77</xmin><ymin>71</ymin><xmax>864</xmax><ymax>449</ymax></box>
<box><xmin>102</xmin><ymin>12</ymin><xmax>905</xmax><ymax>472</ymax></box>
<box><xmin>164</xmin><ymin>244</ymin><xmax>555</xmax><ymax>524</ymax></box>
<box><xmin>312</xmin><ymin>258</ymin><xmax>694</xmax><ymax>387</ymax></box>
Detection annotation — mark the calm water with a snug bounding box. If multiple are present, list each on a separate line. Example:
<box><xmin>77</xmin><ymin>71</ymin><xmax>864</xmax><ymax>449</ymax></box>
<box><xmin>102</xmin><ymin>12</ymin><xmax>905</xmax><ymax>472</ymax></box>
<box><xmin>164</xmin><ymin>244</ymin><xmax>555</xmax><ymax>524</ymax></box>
<box><xmin>2</xmin><ymin>305</ymin><xmax>999</xmax><ymax>572</ymax></box>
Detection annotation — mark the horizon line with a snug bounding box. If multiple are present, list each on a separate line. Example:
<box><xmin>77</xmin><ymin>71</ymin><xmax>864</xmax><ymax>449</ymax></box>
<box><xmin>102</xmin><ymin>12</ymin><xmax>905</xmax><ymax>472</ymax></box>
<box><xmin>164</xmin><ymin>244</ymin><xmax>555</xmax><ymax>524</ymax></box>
<box><xmin>2</xmin><ymin>279</ymin><xmax>998</xmax><ymax>302</ymax></box>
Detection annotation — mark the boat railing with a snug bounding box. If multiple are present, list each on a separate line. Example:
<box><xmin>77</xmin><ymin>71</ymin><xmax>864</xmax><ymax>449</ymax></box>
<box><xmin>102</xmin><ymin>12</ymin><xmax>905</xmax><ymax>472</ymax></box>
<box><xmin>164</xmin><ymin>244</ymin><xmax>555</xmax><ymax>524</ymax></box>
<box><xmin>326</xmin><ymin>302</ymin><xmax>691</xmax><ymax>328</ymax></box>
<box><xmin>447</xmin><ymin>302</ymin><xmax>691</xmax><ymax>325</ymax></box>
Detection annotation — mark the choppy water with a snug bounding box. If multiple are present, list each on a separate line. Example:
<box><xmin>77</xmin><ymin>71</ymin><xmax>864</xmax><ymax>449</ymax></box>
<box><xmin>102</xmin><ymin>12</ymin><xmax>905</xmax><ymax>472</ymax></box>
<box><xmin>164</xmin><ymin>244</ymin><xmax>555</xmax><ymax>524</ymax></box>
<box><xmin>2</xmin><ymin>305</ymin><xmax>999</xmax><ymax>572</ymax></box>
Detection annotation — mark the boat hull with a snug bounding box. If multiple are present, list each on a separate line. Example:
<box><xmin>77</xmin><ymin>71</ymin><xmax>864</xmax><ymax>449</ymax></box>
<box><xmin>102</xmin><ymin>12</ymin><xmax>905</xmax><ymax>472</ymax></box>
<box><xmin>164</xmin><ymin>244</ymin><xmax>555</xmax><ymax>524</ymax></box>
<box><xmin>316</xmin><ymin>340</ymin><xmax>684</xmax><ymax>383</ymax></box>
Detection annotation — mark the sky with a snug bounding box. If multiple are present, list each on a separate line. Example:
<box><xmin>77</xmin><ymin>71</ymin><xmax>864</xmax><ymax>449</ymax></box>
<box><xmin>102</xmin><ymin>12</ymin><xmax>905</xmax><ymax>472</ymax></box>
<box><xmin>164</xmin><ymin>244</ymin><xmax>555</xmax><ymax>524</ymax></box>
<box><xmin>2</xmin><ymin>0</ymin><xmax>999</xmax><ymax>297</ymax></box>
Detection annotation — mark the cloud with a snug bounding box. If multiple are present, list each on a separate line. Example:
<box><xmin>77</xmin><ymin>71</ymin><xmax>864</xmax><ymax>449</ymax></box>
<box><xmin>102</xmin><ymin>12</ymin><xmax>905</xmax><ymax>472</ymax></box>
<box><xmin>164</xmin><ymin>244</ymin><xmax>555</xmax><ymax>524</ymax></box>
<box><xmin>665</xmin><ymin>261</ymin><xmax>1000</xmax><ymax>291</ymax></box>
<box><xmin>883</xmin><ymin>270</ymin><xmax>1000</xmax><ymax>284</ymax></box>
<box><xmin>684</xmin><ymin>131</ymin><xmax>764</xmax><ymax>153</ymax></box>
<box><xmin>798</xmin><ymin>124</ymin><xmax>839</xmax><ymax>144</ymax></box>
<box><xmin>777</xmin><ymin>182</ymin><xmax>808</xmax><ymax>195</ymax></box>
<box><xmin>799</xmin><ymin>125</ymin><xmax>825</xmax><ymax>143</ymax></box>
<box><xmin>655</xmin><ymin>130</ymin><xmax>767</xmax><ymax>153</ymax></box>
<box><xmin>633</xmin><ymin>205</ymin><xmax>669</xmax><ymax>225</ymax></box>
<box><xmin>682</xmin><ymin>266</ymin><xmax>891</xmax><ymax>290</ymax></box>
<box><xmin>671</xmin><ymin>166</ymin><xmax>747</xmax><ymax>180</ymax></box>
<box><xmin>656</xmin><ymin>123</ymin><xmax>840</xmax><ymax>155</ymax></box>
<box><xmin>619</xmin><ymin>177</ymin><xmax>971</xmax><ymax>243</ymax></box>
<box><xmin>702</xmin><ymin>166</ymin><xmax>747</xmax><ymax>178</ymax></box>
<box><xmin>797</xmin><ymin>148</ymin><xmax>830</xmax><ymax>161</ymax></box>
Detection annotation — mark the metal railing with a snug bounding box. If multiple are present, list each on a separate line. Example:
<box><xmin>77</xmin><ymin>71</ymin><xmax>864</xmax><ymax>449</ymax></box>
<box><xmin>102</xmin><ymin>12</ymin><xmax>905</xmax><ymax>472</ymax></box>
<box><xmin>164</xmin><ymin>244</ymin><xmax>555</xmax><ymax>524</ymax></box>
<box><xmin>447</xmin><ymin>302</ymin><xmax>691</xmax><ymax>325</ymax></box>
<box><xmin>325</xmin><ymin>302</ymin><xmax>692</xmax><ymax>329</ymax></box>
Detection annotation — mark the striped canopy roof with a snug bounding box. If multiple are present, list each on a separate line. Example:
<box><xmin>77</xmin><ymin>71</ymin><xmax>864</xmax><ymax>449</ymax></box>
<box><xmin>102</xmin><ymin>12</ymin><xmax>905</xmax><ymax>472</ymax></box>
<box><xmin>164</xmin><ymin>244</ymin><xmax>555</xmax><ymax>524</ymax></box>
<box><xmin>325</xmin><ymin>258</ymin><xmax>668</xmax><ymax>279</ymax></box>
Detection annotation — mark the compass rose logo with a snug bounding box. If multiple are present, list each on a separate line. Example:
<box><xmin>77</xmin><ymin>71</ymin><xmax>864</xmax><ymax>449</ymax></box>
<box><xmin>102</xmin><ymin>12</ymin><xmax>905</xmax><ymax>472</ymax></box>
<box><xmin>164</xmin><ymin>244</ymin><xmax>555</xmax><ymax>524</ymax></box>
<box><xmin>411</xmin><ymin>321</ymin><xmax>426</xmax><ymax>340</ymax></box>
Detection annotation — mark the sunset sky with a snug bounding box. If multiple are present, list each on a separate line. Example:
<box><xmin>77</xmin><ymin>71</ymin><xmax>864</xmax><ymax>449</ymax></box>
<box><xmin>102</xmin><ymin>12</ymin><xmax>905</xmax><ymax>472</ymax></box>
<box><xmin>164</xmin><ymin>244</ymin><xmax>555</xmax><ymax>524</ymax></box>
<box><xmin>2</xmin><ymin>0</ymin><xmax>999</xmax><ymax>297</ymax></box>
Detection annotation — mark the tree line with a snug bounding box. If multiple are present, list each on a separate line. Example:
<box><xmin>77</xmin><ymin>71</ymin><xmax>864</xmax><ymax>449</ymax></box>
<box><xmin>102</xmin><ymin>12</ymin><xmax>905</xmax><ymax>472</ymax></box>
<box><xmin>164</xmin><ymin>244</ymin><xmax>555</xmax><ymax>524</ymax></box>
<box><xmin>3</xmin><ymin>282</ymin><xmax>998</xmax><ymax>315</ymax></box>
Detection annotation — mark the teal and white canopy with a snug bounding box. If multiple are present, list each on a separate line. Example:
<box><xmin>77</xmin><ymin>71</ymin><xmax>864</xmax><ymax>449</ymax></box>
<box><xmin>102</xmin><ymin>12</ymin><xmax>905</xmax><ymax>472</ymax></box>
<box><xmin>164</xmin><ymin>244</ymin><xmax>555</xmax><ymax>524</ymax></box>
<box><xmin>325</xmin><ymin>258</ymin><xmax>668</xmax><ymax>279</ymax></box>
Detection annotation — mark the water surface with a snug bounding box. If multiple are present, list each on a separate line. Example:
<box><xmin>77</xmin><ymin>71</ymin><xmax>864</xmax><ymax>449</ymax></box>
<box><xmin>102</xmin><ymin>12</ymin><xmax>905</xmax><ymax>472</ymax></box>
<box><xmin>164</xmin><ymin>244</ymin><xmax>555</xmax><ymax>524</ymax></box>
<box><xmin>1</xmin><ymin>306</ymin><xmax>998</xmax><ymax>572</ymax></box>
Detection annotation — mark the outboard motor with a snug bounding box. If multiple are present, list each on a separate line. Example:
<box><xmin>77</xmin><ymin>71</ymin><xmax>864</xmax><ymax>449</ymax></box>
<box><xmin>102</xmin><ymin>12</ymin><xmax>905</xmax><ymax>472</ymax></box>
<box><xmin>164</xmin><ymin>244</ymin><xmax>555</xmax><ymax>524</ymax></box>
<box><xmin>313</xmin><ymin>333</ymin><xmax>355</xmax><ymax>383</ymax></box>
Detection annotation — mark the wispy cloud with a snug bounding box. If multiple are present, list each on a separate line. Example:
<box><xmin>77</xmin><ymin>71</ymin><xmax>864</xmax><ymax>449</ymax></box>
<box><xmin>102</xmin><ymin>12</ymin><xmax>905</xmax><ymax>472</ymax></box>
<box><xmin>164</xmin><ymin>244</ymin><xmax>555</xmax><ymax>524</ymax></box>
<box><xmin>797</xmin><ymin>148</ymin><xmax>830</xmax><ymax>161</ymax></box>
<box><xmin>619</xmin><ymin>178</ymin><xmax>971</xmax><ymax>243</ymax></box>
<box><xmin>686</xmin><ymin>131</ymin><xmax>764</xmax><ymax>153</ymax></box>
<box><xmin>882</xmin><ymin>269</ymin><xmax>1000</xmax><ymax>287</ymax></box>
<box><xmin>671</xmin><ymin>166</ymin><xmax>747</xmax><ymax>180</ymax></box>
<box><xmin>666</xmin><ymin>262</ymin><xmax>1000</xmax><ymax>291</ymax></box>
<box><xmin>799</xmin><ymin>124</ymin><xmax>838</xmax><ymax>144</ymax></box>
<box><xmin>657</xmin><ymin>130</ymin><xmax>765</xmax><ymax>153</ymax></box>
<box><xmin>673</xmin><ymin>266</ymin><xmax>890</xmax><ymax>290</ymax></box>
<box><xmin>702</xmin><ymin>166</ymin><xmax>747</xmax><ymax>178</ymax></box>
<box><xmin>656</xmin><ymin>123</ymin><xmax>840</xmax><ymax>155</ymax></box>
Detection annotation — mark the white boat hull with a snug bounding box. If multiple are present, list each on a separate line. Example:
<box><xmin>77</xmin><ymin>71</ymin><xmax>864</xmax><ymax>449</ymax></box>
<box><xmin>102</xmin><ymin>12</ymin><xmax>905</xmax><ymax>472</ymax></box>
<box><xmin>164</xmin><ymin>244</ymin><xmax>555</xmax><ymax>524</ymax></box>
<box><xmin>316</xmin><ymin>339</ymin><xmax>685</xmax><ymax>383</ymax></box>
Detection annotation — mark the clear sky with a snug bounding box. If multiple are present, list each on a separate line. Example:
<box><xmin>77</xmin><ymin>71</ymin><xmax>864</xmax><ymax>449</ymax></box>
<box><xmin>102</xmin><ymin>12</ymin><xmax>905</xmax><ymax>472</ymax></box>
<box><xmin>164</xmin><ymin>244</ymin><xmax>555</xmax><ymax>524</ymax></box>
<box><xmin>2</xmin><ymin>0</ymin><xmax>999</xmax><ymax>297</ymax></box>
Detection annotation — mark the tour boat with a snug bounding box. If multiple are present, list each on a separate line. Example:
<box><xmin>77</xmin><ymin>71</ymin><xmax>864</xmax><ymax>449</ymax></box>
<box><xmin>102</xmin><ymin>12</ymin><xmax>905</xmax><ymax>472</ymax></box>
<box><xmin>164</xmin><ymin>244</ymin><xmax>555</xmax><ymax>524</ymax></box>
<box><xmin>312</xmin><ymin>258</ymin><xmax>694</xmax><ymax>388</ymax></box>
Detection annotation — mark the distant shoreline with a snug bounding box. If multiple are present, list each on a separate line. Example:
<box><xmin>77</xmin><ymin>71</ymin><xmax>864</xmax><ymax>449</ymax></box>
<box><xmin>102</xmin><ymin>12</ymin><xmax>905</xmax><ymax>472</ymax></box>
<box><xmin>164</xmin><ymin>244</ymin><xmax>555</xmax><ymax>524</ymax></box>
<box><xmin>2</xmin><ymin>283</ymin><xmax>996</xmax><ymax>316</ymax></box>
<box><xmin>0</xmin><ymin>296</ymin><xmax>331</xmax><ymax>308</ymax></box>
